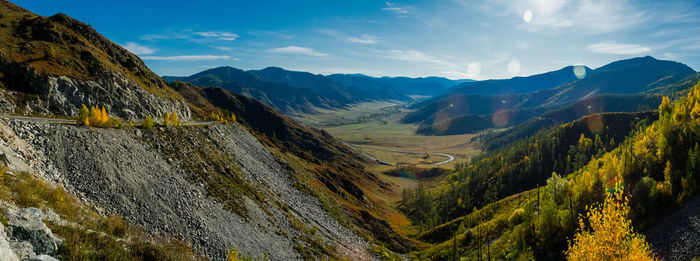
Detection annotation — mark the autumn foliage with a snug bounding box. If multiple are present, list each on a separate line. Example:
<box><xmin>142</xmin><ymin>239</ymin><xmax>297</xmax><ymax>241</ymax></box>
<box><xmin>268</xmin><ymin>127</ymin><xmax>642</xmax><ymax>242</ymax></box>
<box><xmin>566</xmin><ymin>184</ymin><xmax>655</xmax><ymax>261</ymax></box>
<box><xmin>77</xmin><ymin>104</ymin><xmax>119</xmax><ymax>127</ymax></box>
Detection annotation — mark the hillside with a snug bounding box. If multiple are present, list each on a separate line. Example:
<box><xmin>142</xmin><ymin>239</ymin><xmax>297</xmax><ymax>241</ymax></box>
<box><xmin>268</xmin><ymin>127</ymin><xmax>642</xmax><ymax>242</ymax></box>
<box><xmin>0</xmin><ymin>0</ymin><xmax>189</xmax><ymax>120</ymax></box>
<box><xmin>406</xmin><ymin>56</ymin><xmax>696</xmax><ymax>135</ymax></box>
<box><xmin>171</xmin><ymin>81</ymin><xmax>413</xmax><ymax>253</ymax></box>
<box><xmin>401</xmin><ymin>79</ymin><xmax>700</xmax><ymax>260</ymax></box>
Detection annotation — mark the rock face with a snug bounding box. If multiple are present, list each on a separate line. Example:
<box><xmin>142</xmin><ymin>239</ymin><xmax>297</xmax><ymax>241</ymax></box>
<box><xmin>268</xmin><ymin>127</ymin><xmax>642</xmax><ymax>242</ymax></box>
<box><xmin>6</xmin><ymin>208</ymin><xmax>58</xmax><ymax>255</ymax></box>
<box><xmin>0</xmin><ymin>57</ymin><xmax>191</xmax><ymax>121</ymax></box>
<box><xmin>0</xmin><ymin>119</ymin><xmax>369</xmax><ymax>260</ymax></box>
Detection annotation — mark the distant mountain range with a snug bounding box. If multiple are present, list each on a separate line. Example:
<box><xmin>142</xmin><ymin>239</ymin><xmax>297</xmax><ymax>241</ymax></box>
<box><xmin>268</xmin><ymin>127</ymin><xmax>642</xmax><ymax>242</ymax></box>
<box><xmin>164</xmin><ymin>67</ymin><xmax>469</xmax><ymax>114</ymax></box>
<box><xmin>405</xmin><ymin>56</ymin><xmax>697</xmax><ymax>135</ymax></box>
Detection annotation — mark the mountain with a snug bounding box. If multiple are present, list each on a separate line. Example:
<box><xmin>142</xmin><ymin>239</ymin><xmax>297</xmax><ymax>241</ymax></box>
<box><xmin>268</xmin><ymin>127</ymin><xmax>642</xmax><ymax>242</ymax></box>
<box><xmin>249</xmin><ymin>67</ymin><xmax>367</xmax><ymax>106</ymax></box>
<box><xmin>0</xmin><ymin>1</ymin><xmax>189</xmax><ymax>120</ymax></box>
<box><xmin>406</xmin><ymin>56</ymin><xmax>696</xmax><ymax>135</ymax></box>
<box><xmin>170</xmin><ymin>66</ymin><xmax>469</xmax><ymax>114</ymax></box>
<box><xmin>541</xmin><ymin>56</ymin><xmax>695</xmax><ymax>107</ymax></box>
<box><xmin>447</xmin><ymin>65</ymin><xmax>592</xmax><ymax>96</ymax></box>
<box><xmin>327</xmin><ymin>73</ymin><xmax>465</xmax><ymax>99</ymax></box>
<box><xmin>175</xmin><ymin>66</ymin><xmax>333</xmax><ymax>113</ymax></box>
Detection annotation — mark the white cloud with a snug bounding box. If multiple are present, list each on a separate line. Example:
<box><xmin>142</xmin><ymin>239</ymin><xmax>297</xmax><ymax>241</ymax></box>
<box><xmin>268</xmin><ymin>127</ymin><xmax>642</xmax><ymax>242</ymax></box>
<box><xmin>141</xmin><ymin>55</ymin><xmax>231</xmax><ymax>61</ymax></box>
<box><xmin>270</xmin><ymin>46</ymin><xmax>328</xmax><ymax>57</ymax></box>
<box><xmin>383</xmin><ymin>2</ymin><xmax>409</xmax><ymax>15</ymax></box>
<box><xmin>123</xmin><ymin>42</ymin><xmax>156</xmax><ymax>55</ymax></box>
<box><xmin>586</xmin><ymin>42</ymin><xmax>651</xmax><ymax>55</ymax></box>
<box><xmin>194</xmin><ymin>31</ymin><xmax>239</xmax><ymax>41</ymax></box>
<box><xmin>347</xmin><ymin>34</ymin><xmax>378</xmax><ymax>44</ymax></box>
<box><xmin>481</xmin><ymin>0</ymin><xmax>648</xmax><ymax>33</ymax></box>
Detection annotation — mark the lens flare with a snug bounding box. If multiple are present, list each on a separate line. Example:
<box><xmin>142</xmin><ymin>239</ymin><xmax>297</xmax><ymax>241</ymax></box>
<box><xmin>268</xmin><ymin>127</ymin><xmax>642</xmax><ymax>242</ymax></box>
<box><xmin>573</xmin><ymin>65</ymin><xmax>587</xmax><ymax>79</ymax></box>
<box><xmin>492</xmin><ymin>110</ymin><xmax>510</xmax><ymax>127</ymax></box>
<box><xmin>523</xmin><ymin>10</ymin><xmax>533</xmax><ymax>23</ymax></box>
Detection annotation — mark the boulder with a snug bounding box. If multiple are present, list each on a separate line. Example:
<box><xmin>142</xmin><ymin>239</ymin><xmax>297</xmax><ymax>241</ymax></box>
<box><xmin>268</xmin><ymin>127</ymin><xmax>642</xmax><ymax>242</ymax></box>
<box><xmin>0</xmin><ymin>224</ymin><xmax>20</xmax><ymax>261</ymax></box>
<box><xmin>7</xmin><ymin>208</ymin><xmax>57</xmax><ymax>255</ymax></box>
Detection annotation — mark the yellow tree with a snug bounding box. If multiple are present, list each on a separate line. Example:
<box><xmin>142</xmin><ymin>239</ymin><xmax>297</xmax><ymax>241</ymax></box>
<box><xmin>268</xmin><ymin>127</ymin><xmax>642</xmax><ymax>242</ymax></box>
<box><xmin>566</xmin><ymin>184</ymin><xmax>655</xmax><ymax>261</ymax></box>
<box><xmin>171</xmin><ymin>112</ymin><xmax>179</xmax><ymax>127</ymax></box>
<box><xmin>143</xmin><ymin>115</ymin><xmax>154</xmax><ymax>129</ymax></box>
<box><xmin>77</xmin><ymin>104</ymin><xmax>89</xmax><ymax>125</ymax></box>
<box><xmin>162</xmin><ymin>112</ymin><xmax>170</xmax><ymax>127</ymax></box>
<box><xmin>100</xmin><ymin>106</ymin><xmax>109</xmax><ymax>126</ymax></box>
<box><xmin>88</xmin><ymin>106</ymin><xmax>100</xmax><ymax>127</ymax></box>
<box><xmin>659</xmin><ymin>96</ymin><xmax>672</xmax><ymax>115</ymax></box>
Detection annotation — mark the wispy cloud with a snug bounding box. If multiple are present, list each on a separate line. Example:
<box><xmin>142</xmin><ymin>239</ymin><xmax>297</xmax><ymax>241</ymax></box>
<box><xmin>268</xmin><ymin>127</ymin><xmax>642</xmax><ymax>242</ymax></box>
<box><xmin>122</xmin><ymin>42</ymin><xmax>156</xmax><ymax>55</ymax></box>
<box><xmin>270</xmin><ymin>46</ymin><xmax>328</xmax><ymax>57</ymax></box>
<box><xmin>383</xmin><ymin>2</ymin><xmax>409</xmax><ymax>15</ymax></box>
<box><xmin>141</xmin><ymin>55</ymin><xmax>231</xmax><ymax>61</ymax></box>
<box><xmin>586</xmin><ymin>42</ymin><xmax>651</xmax><ymax>55</ymax></box>
<box><xmin>211</xmin><ymin>46</ymin><xmax>233</xmax><ymax>51</ymax></box>
<box><xmin>347</xmin><ymin>34</ymin><xmax>378</xmax><ymax>44</ymax></box>
<box><xmin>194</xmin><ymin>31</ymin><xmax>238</xmax><ymax>41</ymax></box>
<box><xmin>379</xmin><ymin>49</ymin><xmax>481</xmax><ymax>79</ymax></box>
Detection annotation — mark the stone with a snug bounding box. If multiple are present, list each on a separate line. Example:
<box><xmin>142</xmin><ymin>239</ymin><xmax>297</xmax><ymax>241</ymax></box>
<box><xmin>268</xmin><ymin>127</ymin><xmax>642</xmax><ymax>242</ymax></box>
<box><xmin>8</xmin><ymin>241</ymin><xmax>33</xmax><ymax>259</ymax></box>
<box><xmin>20</xmin><ymin>255</ymin><xmax>60</xmax><ymax>261</ymax></box>
<box><xmin>7</xmin><ymin>208</ymin><xmax>57</xmax><ymax>255</ymax></box>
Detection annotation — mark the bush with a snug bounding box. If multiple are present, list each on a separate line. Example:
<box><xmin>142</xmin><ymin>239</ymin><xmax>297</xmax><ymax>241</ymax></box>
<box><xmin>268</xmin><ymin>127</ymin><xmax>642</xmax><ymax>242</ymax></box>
<box><xmin>509</xmin><ymin>208</ymin><xmax>525</xmax><ymax>226</ymax></box>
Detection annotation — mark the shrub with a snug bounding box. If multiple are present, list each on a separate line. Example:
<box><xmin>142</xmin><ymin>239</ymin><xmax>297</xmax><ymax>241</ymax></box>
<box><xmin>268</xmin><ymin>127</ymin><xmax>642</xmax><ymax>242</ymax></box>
<box><xmin>508</xmin><ymin>208</ymin><xmax>525</xmax><ymax>226</ymax></box>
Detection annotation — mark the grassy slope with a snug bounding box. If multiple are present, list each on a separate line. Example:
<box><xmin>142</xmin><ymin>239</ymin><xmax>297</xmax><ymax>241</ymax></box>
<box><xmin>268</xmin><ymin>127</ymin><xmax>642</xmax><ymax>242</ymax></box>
<box><xmin>0</xmin><ymin>0</ymin><xmax>182</xmax><ymax>100</ymax></box>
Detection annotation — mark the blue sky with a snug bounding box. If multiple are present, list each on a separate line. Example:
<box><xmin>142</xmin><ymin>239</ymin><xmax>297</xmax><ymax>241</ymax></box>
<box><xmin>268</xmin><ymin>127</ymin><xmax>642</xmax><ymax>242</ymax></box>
<box><xmin>14</xmin><ymin>0</ymin><xmax>700</xmax><ymax>80</ymax></box>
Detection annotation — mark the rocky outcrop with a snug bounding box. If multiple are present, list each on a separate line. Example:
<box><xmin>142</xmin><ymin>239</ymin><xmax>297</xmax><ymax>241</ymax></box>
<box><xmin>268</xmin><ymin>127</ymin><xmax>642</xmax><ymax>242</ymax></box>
<box><xmin>6</xmin><ymin>208</ymin><xmax>58</xmax><ymax>255</ymax></box>
<box><xmin>0</xmin><ymin>56</ymin><xmax>191</xmax><ymax>121</ymax></box>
